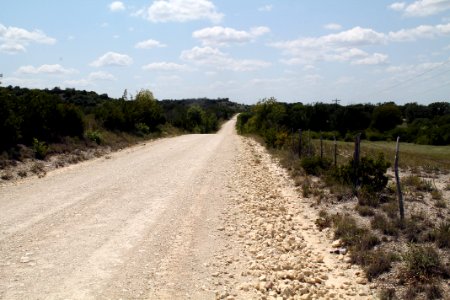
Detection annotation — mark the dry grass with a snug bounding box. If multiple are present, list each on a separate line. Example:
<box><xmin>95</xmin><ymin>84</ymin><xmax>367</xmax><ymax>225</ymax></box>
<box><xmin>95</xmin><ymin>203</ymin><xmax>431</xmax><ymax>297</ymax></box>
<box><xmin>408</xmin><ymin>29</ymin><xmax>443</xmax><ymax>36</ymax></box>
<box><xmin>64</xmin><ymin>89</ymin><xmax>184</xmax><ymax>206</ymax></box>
<box><xmin>316</xmin><ymin>139</ymin><xmax>450</xmax><ymax>172</ymax></box>
<box><xmin>265</xmin><ymin>136</ymin><xmax>450</xmax><ymax>299</ymax></box>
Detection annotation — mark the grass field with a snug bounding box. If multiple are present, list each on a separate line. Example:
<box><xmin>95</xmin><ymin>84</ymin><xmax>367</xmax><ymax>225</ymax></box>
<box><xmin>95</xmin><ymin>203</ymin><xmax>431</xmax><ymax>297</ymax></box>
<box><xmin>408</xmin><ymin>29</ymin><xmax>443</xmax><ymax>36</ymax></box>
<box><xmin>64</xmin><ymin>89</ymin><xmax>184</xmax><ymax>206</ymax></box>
<box><xmin>311</xmin><ymin>139</ymin><xmax>450</xmax><ymax>172</ymax></box>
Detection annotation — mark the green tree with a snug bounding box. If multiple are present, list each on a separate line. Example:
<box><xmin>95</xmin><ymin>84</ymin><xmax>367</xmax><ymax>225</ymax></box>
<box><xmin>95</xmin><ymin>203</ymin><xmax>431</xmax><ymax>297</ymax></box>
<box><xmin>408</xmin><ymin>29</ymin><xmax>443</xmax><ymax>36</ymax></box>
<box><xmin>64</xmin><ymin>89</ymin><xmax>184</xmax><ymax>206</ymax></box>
<box><xmin>134</xmin><ymin>89</ymin><xmax>164</xmax><ymax>131</ymax></box>
<box><xmin>371</xmin><ymin>103</ymin><xmax>402</xmax><ymax>132</ymax></box>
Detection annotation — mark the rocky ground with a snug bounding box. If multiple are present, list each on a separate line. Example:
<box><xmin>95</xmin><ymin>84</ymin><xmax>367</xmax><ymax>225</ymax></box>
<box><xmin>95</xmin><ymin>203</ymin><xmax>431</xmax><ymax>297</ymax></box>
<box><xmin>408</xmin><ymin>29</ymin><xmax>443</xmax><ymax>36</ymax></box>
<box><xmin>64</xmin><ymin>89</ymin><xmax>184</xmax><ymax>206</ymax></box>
<box><xmin>212</xmin><ymin>137</ymin><xmax>378</xmax><ymax>299</ymax></box>
<box><xmin>0</xmin><ymin>118</ymin><xmax>380</xmax><ymax>299</ymax></box>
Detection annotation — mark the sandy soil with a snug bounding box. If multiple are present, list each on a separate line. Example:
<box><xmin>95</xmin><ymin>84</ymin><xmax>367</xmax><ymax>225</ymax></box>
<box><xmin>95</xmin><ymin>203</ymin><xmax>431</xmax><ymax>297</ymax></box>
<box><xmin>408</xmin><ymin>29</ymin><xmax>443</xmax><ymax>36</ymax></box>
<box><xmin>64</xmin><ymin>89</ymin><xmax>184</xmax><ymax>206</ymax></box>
<box><xmin>0</xmin><ymin>117</ymin><xmax>375</xmax><ymax>299</ymax></box>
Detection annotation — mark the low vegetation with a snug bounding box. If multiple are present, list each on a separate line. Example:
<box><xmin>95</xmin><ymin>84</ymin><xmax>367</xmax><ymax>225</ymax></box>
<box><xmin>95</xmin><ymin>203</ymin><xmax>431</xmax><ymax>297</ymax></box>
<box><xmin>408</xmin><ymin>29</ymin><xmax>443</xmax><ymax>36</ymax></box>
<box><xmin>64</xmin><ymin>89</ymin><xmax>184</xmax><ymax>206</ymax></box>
<box><xmin>237</xmin><ymin>97</ymin><xmax>450</xmax><ymax>299</ymax></box>
<box><xmin>0</xmin><ymin>86</ymin><xmax>244</xmax><ymax>177</ymax></box>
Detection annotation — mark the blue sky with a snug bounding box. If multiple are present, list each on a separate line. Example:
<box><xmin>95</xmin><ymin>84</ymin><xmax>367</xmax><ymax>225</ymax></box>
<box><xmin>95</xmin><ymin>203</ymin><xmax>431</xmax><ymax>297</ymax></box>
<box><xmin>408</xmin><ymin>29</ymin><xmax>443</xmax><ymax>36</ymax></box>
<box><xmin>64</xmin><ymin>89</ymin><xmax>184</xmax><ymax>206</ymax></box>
<box><xmin>1</xmin><ymin>0</ymin><xmax>450</xmax><ymax>104</ymax></box>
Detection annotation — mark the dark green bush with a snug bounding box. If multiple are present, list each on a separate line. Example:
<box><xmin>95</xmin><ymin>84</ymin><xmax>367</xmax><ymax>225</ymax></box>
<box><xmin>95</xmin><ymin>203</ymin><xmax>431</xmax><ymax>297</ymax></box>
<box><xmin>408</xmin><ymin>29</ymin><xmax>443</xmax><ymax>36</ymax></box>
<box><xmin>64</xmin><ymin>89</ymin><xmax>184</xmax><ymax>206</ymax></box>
<box><xmin>331</xmin><ymin>153</ymin><xmax>390</xmax><ymax>192</ymax></box>
<box><xmin>32</xmin><ymin>138</ymin><xmax>48</xmax><ymax>160</ymax></box>
<box><xmin>86</xmin><ymin>131</ymin><xmax>103</xmax><ymax>145</ymax></box>
<box><xmin>300</xmin><ymin>156</ymin><xmax>332</xmax><ymax>176</ymax></box>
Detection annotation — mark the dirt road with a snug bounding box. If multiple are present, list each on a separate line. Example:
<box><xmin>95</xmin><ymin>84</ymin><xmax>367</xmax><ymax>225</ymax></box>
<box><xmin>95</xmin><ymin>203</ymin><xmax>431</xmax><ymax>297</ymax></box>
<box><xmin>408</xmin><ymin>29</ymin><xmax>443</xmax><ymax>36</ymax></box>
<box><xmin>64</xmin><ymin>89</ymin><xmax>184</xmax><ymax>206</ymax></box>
<box><xmin>0</xmin><ymin>117</ymin><xmax>375</xmax><ymax>299</ymax></box>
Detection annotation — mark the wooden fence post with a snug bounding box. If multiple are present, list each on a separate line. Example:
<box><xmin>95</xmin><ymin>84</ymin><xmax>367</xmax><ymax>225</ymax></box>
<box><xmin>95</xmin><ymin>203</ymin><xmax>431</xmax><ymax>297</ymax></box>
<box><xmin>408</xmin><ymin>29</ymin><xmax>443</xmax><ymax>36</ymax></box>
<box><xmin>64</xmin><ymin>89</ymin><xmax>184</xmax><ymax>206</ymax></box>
<box><xmin>395</xmin><ymin>136</ymin><xmax>405</xmax><ymax>221</ymax></box>
<box><xmin>298</xmin><ymin>129</ymin><xmax>302</xmax><ymax>159</ymax></box>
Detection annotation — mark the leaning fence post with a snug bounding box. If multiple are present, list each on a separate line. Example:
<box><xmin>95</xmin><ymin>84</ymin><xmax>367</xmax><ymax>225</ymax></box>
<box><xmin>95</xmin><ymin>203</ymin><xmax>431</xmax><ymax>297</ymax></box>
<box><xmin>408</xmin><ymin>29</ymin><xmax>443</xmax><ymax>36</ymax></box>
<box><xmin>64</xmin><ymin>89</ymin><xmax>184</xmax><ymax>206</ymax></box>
<box><xmin>395</xmin><ymin>136</ymin><xmax>405</xmax><ymax>221</ymax></box>
<box><xmin>353</xmin><ymin>133</ymin><xmax>361</xmax><ymax>190</ymax></box>
<box><xmin>298</xmin><ymin>129</ymin><xmax>302</xmax><ymax>158</ymax></box>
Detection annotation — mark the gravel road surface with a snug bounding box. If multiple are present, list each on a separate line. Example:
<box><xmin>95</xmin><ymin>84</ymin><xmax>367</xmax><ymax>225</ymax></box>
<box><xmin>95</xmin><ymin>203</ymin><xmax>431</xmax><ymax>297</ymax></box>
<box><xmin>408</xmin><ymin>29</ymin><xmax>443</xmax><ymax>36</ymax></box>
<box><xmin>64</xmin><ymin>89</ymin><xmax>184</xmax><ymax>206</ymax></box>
<box><xmin>0</xmin><ymin>117</ymin><xmax>375</xmax><ymax>299</ymax></box>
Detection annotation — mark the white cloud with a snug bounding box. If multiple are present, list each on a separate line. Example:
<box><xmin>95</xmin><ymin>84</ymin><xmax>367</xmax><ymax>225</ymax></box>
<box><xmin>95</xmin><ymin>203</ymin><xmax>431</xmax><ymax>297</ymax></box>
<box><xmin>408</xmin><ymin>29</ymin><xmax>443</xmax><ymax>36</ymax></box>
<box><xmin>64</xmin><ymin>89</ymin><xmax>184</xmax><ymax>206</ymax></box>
<box><xmin>192</xmin><ymin>26</ymin><xmax>270</xmax><ymax>46</ymax></box>
<box><xmin>389</xmin><ymin>0</ymin><xmax>450</xmax><ymax>17</ymax></box>
<box><xmin>272</xmin><ymin>27</ymin><xmax>387</xmax><ymax>65</ymax></box>
<box><xmin>303</xmin><ymin>74</ymin><xmax>323</xmax><ymax>85</ymax></box>
<box><xmin>0</xmin><ymin>23</ymin><xmax>56</xmax><ymax>54</ymax></box>
<box><xmin>90</xmin><ymin>52</ymin><xmax>133</xmax><ymax>67</ymax></box>
<box><xmin>180</xmin><ymin>46</ymin><xmax>271</xmax><ymax>71</ymax></box>
<box><xmin>353</xmin><ymin>53</ymin><xmax>389</xmax><ymax>65</ymax></box>
<box><xmin>389</xmin><ymin>2</ymin><xmax>406</xmax><ymax>11</ymax></box>
<box><xmin>272</xmin><ymin>27</ymin><xmax>386</xmax><ymax>56</ymax></box>
<box><xmin>109</xmin><ymin>1</ymin><xmax>125</xmax><ymax>12</ymax></box>
<box><xmin>273</xmin><ymin>22</ymin><xmax>450</xmax><ymax>65</ymax></box>
<box><xmin>335</xmin><ymin>76</ymin><xmax>356</xmax><ymax>85</ymax></box>
<box><xmin>324</xmin><ymin>23</ymin><xmax>343</xmax><ymax>31</ymax></box>
<box><xmin>0</xmin><ymin>43</ymin><xmax>26</xmax><ymax>54</ymax></box>
<box><xmin>258</xmin><ymin>5</ymin><xmax>273</xmax><ymax>12</ymax></box>
<box><xmin>88</xmin><ymin>71</ymin><xmax>116</xmax><ymax>81</ymax></box>
<box><xmin>389</xmin><ymin>22</ymin><xmax>450</xmax><ymax>41</ymax></box>
<box><xmin>138</xmin><ymin>0</ymin><xmax>224</xmax><ymax>23</ymax></box>
<box><xmin>17</xmin><ymin>64</ymin><xmax>77</xmax><ymax>75</ymax></box>
<box><xmin>303</xmin><ymin>64</ymin><xmax>317</xmax><ymax>71</ymax></box>
<box><xmin>142</xmin><ymin>62</ymin><xmax>190</xmax><ymax>71</ymax></box>
<box><xmin>64</xmin><ymin>79</ymin><xmax>92</xmax><ymax>87</ymax></box>
<box><xmin>135</xmin><ymin>39</ymin><xmax>167</xmax><ymax>49</ymax></box>
<box><xmin>386</xmin><ymin>62</ymin><xmax>442</xmax><ymax>74</ymax></box>
<box><xmin>63</xmin><ymin>71</ymin><xmax>116</xmax><ymax>88</ymax></box>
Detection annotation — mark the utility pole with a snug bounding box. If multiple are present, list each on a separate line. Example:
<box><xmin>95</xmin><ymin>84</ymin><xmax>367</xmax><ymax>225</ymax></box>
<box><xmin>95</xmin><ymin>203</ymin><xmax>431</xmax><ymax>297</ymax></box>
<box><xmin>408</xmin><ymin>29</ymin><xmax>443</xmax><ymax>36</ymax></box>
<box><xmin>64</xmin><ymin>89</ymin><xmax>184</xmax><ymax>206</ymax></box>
<box><xmin>332</xmin><ymin>98</ymin><xmax>341</xmax><ymax>105</ymax></box>
<box><xmin>0</xmin><ymin>73</ymin><xmax>3</xmax><ymax>85</ymax></box>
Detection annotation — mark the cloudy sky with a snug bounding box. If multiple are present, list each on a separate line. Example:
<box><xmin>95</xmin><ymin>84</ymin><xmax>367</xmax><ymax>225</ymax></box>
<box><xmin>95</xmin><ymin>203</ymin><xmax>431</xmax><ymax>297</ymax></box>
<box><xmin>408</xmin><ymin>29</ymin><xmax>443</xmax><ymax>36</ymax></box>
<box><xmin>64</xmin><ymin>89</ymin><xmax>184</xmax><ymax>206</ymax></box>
<box><xmin>1</xmin><ymin>0</ymin><xmax>450</xmax><ymax>104</ymax></box>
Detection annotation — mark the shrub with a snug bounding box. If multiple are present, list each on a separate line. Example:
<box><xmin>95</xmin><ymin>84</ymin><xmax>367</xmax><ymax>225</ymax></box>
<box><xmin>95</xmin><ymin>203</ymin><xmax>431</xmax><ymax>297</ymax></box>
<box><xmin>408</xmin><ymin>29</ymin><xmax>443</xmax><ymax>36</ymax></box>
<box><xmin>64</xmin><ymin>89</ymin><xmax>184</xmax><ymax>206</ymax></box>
<box><xmin>32</xmin><ymin>138</ymin><xmax>48</xmax><ymax>160</ymax></box>
<box><xmin>381</xmin><ymin>202</ymin><xmax>399</xmax><ymax>219</ymax></box>
<box><xmin>356</xmin><ymin>205</ymin><xmax>375</xmax><ymax>217</ymax></box>
<box><xmin>403</xmin><ymin>217</ymin><xmax>429</xmax><ymax>243</ymax></box>
<box><xmin>300</xmin><ymin>156</ymin><xmax>331</xmax><ymax>176</ymax></box>
<box><xmin>404</xmin><ymin>245</ymin><xmax>443</xmax><ymax>282</ymax></box>
<box><xmin>430</xmin><ymin>189</ymin><xmax>442</xmax><ymax>200</ymax></box>
<box><xmin>434</xmin><ymin>221</ymin><xmax>450</xmax><ymax>248</ymax></box>
<box><xmin>301</xmin><ymin>181</ymin><xmax>311</xmax><ymax>197</ymax></box>
<box><xmin>365</xmin><ymin>250</ymin><xmax>396</xmax><ymax>280</ymax></box>
<box><xmin>86</xmin><ymin>130</ymin><xmax>103</xmax><ymax>145</ymax></box>
<box><xmin>135</xmin><ymin>122</ymin><xmax>150</xmax><ymax>136</ymax></box>
<box><xmin>403</xmin><ymin>175</ymin><xmax>434</xmax><ymax>192</ymax></box>
<box><xmin>315</xmin><ymin>210</ymin><xmax>332</xmax><ymax>230</ymax></box>
<box><xmin>371</xmin><ymin>214</ymin><xmax>399</xmax><ymax>236</ymax></box>
<box><xmin>331</xmin><ymin>153</ymin><xmax>390</xmax><ymax>193</ymax></box>
<box><xmin>30</xmin><ymin>162</ymin><xmax>46</xmax><ymax>177</ymax></box>
<box><xmin>379</xmin><ymin>288</ymin><xmax>397</xmax><ymax>300</ymax></box>
<box><xmin>333</xmin><ymin>214</ymin><xmax>379</xmax><ymax>250</ymax></box>
<box><xmin>357</xmin><ymin>188</ymin><xmax>380</xmax><ymax>207</ymax></box>
<box><xmin>1</xmin><ymin>172</ymin><xmax>13</xmax><ymax>180</ymax></box>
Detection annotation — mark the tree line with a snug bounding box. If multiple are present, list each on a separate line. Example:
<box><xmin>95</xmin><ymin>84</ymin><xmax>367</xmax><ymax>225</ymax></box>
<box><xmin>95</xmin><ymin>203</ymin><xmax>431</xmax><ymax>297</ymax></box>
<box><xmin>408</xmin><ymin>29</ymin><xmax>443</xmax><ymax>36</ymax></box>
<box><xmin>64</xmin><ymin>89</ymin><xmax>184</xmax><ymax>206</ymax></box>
<box><xmin>237</xmin><ymin>98</ymin><xmax>450</xmax><ymax>147</ymax></box>
<box><xmin>0</xmin><ymin>86</ymin><xmax>243</xmax><ymax>158</ymax></box>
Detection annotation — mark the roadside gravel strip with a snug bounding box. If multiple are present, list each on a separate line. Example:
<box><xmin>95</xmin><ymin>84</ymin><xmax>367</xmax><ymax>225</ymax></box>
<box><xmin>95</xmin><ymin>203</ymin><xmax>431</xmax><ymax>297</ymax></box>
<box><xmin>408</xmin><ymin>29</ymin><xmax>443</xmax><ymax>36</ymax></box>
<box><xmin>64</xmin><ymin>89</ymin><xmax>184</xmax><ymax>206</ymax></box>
<box><xmin>215</xmin><ymin>137</ymin><xmax>378</xmax><ymax>299</ymax></box>
<box><xmin>0</xmin><ymin>117</ymin><xmax>376</xmax><ymax>299</ymax></box>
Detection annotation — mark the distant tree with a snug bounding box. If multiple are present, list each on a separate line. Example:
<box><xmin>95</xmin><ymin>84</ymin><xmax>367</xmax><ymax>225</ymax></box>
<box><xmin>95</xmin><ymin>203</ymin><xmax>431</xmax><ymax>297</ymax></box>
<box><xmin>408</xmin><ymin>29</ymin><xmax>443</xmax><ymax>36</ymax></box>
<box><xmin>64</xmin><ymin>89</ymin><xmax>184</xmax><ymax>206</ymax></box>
<box><xmin>371</xmin><ymin>103</ymin><xmax>402</xmax><ymax>132</ymax></box>
<box><xmin>403</xmin><ymin>102</ymin><xmax>430</xmax><ymax>123</ymax></box>
<box><xmin>134</xmin><ymin>89</ymin><xmax>164</xmax><ymax>130</ymax></box>
<box><xmin>186</xmin><ymin>105</ymin><xmax>205</xmax><ymax>132</ymax></box>
<box><xmin>121</xmin><ymin>89</ymin><xmax>128</xmax><ymax>100</ymax></box>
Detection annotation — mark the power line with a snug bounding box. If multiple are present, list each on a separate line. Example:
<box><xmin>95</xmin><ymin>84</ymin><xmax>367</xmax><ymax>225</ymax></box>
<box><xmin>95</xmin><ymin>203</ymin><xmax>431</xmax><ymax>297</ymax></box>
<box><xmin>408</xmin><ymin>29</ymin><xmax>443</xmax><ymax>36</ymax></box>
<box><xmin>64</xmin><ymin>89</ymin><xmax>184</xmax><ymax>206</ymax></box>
<box><xmin>410</xmin><ymin>79</ymin><xmax>450</xmax><ymax>98</ymax></box>
<box><xmin>368</xmin><ymin>59</ymin><xmax>450</xmax><ymax>99</ymax></box>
